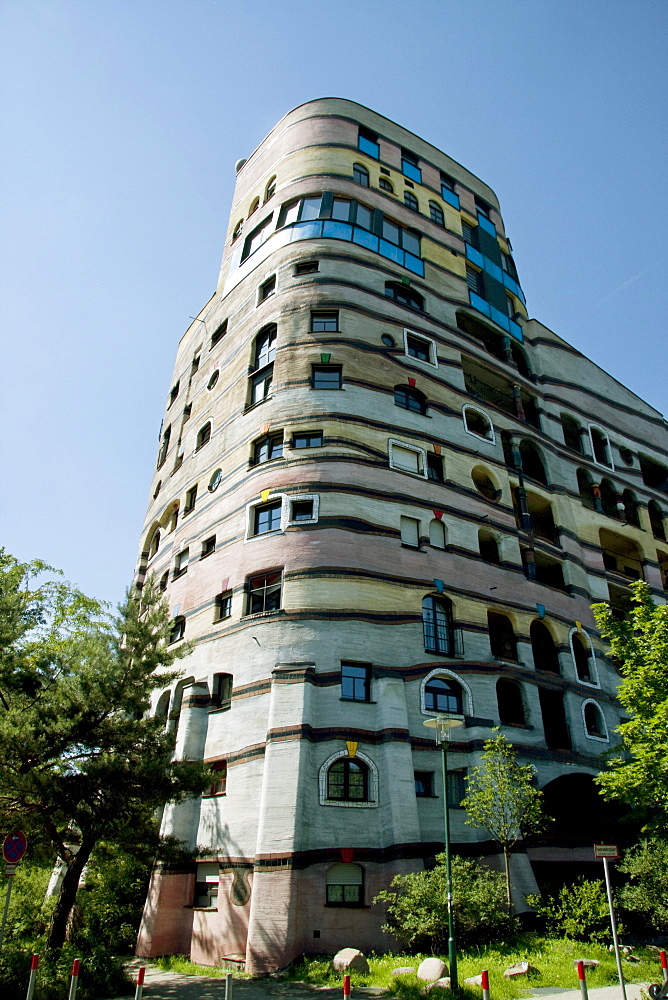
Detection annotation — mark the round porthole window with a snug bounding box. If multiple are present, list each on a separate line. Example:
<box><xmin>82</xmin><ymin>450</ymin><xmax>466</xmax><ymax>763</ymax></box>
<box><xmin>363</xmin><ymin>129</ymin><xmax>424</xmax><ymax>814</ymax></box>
<box><xmin>381</xmin><ymin>334</ymin><xmax>396</xmax><ymax>348</ymax></box>
<box><xmin>207</xmin><ymin>370</ymin><xmax>220</xmax><ymax>391</ymax></box>
<box><xmin>209</xmin><ymin>469</ymin><xmax>223</xmax><ymax>492</ymax></box>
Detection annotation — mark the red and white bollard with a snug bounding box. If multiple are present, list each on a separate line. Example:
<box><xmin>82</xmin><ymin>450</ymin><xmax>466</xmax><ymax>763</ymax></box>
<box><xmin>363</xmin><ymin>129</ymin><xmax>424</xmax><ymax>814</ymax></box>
<box><xmin>577</xmin><ymin>960</ymin><xmax>589</xmax><ymax>1000</ymax></box>
<box><xmin>481</xmin><ymin>968</ymin><xmax>490</xmax><ymax>1000</ymax></box>
<box><xmin>25</xmin><ymin>953</ymin><xmax>39</xmax><ymax>1000</ymax></box>
<box><xmin>134</xmin><ymin>965</ymin><xmax>145</xmax><ymax>1000</ymax></box>
<box><xmin>343</xmin><ymin>974</ymin><xmax>351</xmax><ymax>1000</ymax></box>
<box><xmin>660</xmin><ymin>952</ymin><xmax>668</xmax><ymax>984</ymax></box>
<box><xmin>68</xmin><ymin>958</ymin><xmax>80</xmax><ymax>1000</ymax></box>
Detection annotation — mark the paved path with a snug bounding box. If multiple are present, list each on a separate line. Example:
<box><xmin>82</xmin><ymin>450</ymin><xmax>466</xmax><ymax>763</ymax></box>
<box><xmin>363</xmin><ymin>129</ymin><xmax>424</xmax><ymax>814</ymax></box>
<box><xmin>117</xmin><ymin>964</ymin><xmax>653</xmax><ymax>1000</ymax></box>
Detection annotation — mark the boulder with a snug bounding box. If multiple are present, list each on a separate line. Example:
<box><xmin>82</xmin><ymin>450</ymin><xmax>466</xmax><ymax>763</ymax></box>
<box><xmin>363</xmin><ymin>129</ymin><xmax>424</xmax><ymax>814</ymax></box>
<box><xmin>504</xmin><ymin>962</ymin><xmax>538</xmax><ymax>978</ymax></box>
<box><xmin>573</xmin><ymin>960</ymin><xmax>601</xmax><ymax>968</ymax></box>
<box><xmin>464</xmin><ymin>975</ymin><xmax>484</xmax><ymax>986</ymax></box>
<box><xmin>625</xmin><ymin>955</ymin><xmax>641</xmax><ymax>963</ymax></box>
<box><xmin>392</xmin><ymin>968</ymin><xmax>416</xmax><ymax>976</ymax></box>
<box><xmin>332</xmin><ymin>949</ymin><xmax>370</xmax><ymax>974</ymax></box>
<box><xmin>423</xmin><ymin>978</ymin><xmax>451</xmax><ymax>992</ymax></box>
<box><xmin>417</xmin><ymin>958</ymin><xmax>448</xmax><ymax>982</ymax></box>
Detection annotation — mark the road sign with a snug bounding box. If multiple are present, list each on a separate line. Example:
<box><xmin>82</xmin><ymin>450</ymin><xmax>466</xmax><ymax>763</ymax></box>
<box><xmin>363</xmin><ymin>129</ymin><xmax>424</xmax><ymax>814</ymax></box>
<box><xmin>2</xmin><ymin>831</ymin><xmax>27</xmax><ymax>865</ymax></box>
<box><xmin>594</xmin><ymin>844</ymin><xmax>620</xmax><ymax>860</ymax></box>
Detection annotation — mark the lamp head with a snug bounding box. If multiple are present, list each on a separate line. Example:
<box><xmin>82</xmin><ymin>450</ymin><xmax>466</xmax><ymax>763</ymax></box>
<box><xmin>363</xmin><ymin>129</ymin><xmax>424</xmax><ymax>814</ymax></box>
<box><xmin>423</xmin><ymin>714</ymin><xmax>464</xmax><ymax>743</ymax></box>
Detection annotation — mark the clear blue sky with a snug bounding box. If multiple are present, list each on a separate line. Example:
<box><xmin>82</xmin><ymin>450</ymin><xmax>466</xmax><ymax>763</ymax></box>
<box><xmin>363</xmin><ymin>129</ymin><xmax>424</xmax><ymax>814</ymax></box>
<box><xmin>1</xmin><ymin>0</ymin><xmax>666</xmax><ymax>606</ymax></box>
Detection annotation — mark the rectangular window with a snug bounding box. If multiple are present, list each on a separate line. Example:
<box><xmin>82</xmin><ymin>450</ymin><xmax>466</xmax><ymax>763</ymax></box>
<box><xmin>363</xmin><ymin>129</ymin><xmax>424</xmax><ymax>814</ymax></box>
<box><xmin>331</xmin><ymin>198</ymin><xmax>351</xmax><ymax>221</ymax></box>
<box><xmin>207</xmin><ymin>761</ymin><xmax>227</xmax><ymax>795</ymax></box>
<box><xmin>466</xmin><ymin>264</ymin><xmax>483</xmax><ymax>295</ymax></box>
<box><xmin>461</xmin><ymin>221</ymin><xmax>476</xmax><ymax>246</ymax></box>
<box><xmin>253</xmin><ymin>433</ymin><xmax>283</xmax><ymax>464</ymax></box>
<box><xmin>212</xmin><ymin>673</ymin><xmax>233</xmax><ymax>708</ymax></box>
<box><xmin>291</xmin><ymin>499</ymin><xmax>314</xmax><ymax>521</ymax></box>
<box><xmin>401</xmin><ymin>150</ymin><xmax>422</xmax><ymax>184</ymax></box>
<box><xmin>341</xmin><ymin>662</ymin><xmax>371</xmax><ymax>702</ymax></box>
<box><xmin>390</xmin><ymin>443</ymin><xmax>424</xmax><ymax>476</ymax></box>
<box><xmin>184</xmin><ymin>485</ymin><xmax>197</xmax><ymax>515</ymax></box>
<box><xmin>193</xmin><ymin>864</ymin><xmax>219</xmax><ymax>908</ymax></box>
<box><xmin>201</xmin><ymin>535</ymin><xmax>216</xmax><ymax>558</ymax></box>
<box><xmin>446</xmin><ymin>770</ymin><xmax>466</xmax><ymax>808</ymax></box>
<box><xmin>311</xmin><ymin>311</ymin><xmax>339</xmax><ymax>332</ymax></box>
<box><xmin>214</xmin><ymin>591</ymin><xmax>232</xmax><ymax>622</ymax></box>
<box><xmin>253</xmin><ymin>501</ymin><xmax>282</xmax><ymax>535</ymax></box>
<box><xmin>293</xmin><ymin>431</ymin><xmax>323</xmax><ymax>449</ymax></box>
<box><xmin>247</xmin><ymin>570</ymin><xmax>282</xmax><ymax>614</ymax></box>
<box><xmin>400</xmin><ymin>516</ymin><xmax>420</xmax><ymax>548</ymax></box>
<box><xmin>414</xmin><ymin>771</ymin><xmax>434</xmax><ymax>797</ymax></box>
<box><xmin>427</xmin><ymin>453</ymin><xmax>444</xmax><ymax>482</ymax></box>
<box><xmin>211</xmin><ymin>320</ymin><xmax>227</xmax><ymax>347</ymax></box>
<box><xmin>295</xmin><ymin>260</ymin><xmax>319</xmax><ymax>274</ymax></box>
<box><xmin>358</xmin><ymin>128</ymin><xmax>380</xmax><ymax>159</ymax></box>
<box><xmin>173</xmin><ymin>548</ymin><xmax>189</xmax><ymax>578</ymax></box>
<box><xmin>250</xmin><ymin>368</ymin><xmax>272</xmax><ymax>405</ymax></box>
<box><xmin>242</xmin><ymin>214</ymin><xmax>273</xmax><ymax>261</ymax></box>
<box><xmin>312</xmin><ymin>365</ymin><xmax>342</xmax><ymax>390</ymax></box>
<box><xmin>259</xmin><ymin>275</ymin><xmax>276</xmax><ymax>300</ymax></box>
<box><xmin>169</xmin><ymin>381</ymin><xmax>180</xmax><ymax>406</ymax></box>
<box><xmin>326</xmin><ymin>883</ymin><xmax>362</xmax><ymax>905</ymax></box>
<box><xmin>406</xmin><ymin>334</ymin><xmax>431</xmax><ymax>362</ymax></box>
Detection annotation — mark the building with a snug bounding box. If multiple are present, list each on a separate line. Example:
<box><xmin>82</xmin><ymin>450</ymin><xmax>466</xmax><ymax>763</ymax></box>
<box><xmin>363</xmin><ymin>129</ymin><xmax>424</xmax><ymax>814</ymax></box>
<box><xmin>134</xmin><ymin>99</ymin><xmax>668</xmax><ymax>972</ymax></box>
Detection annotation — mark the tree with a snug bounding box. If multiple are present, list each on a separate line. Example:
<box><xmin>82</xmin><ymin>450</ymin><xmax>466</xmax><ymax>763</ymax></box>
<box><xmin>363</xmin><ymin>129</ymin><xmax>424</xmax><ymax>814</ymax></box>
<box><xmin>618</xmin><ymin>839</ymin><xmax>668</xmax><ymax>933</ymax></box>
<box><xmin>462</xmin><ymin>731</ymin><xmax>545</xmax><ymax>911</ymax></box>
<box><xmin>0</xmin><ymin>550</ymin><xmax>211</xmax><ymax>951</ymax></box>
<box><xmin>374</xmin><ymin>853</ymin><xmax>515</xmax><ymax>952</ymax></box>
<box><xmin>591</xmin><ymin>580</ymin><xmax>668</xmax><ymax>826</ymax></box>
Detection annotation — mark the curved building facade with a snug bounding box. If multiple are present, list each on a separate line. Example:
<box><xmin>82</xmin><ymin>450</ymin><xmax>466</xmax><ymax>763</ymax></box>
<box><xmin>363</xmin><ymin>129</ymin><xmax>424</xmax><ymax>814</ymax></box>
<box><xmin>135</xmin><ymin>99</ymin><xmax>668</xmax><ymax>972</ymax></box>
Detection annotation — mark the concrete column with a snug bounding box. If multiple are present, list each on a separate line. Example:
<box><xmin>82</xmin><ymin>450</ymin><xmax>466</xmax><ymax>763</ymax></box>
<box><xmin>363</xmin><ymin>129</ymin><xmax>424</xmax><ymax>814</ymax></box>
<box><xmin>161</xmin><ymin>681</ymin><xmax>209</xmax><ymax>849</ymax></box>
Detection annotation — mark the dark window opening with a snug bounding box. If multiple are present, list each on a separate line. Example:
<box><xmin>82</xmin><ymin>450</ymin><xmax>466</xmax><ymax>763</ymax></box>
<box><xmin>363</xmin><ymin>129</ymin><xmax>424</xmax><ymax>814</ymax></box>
<box><xmin>488</xmin><ymin>611</ymin><xmax>517</xmax><ymax>661</ymax></box>
<box><xmin>404</xmin><ymin>191</ymin><xmax>419</xmax><ymax>212</ymax></box>
<box><xmin>427</xmin><ymin>453</ymin><xmax>444</xmax><ymax>482</ymax></box>
<box><xmin>327</xmin><ymin>759</ymin><xmax>369</xmax><ymax>801</ymax></box>
<box><xmin>422</xmin><ymin>597</ymin><xmax>455</xmax><ymax>656</ymax></box>
<box><xmin>201</xmin><ymin>535</ymin><xmax>215</xmax><ymax>558</ymax></box>
<box><xmin>353</xmin><ymin>163</ymin><xmax>370</xmax><ymax>186</ymax></box>
<box><xmin>386</xmin><ymin>282</ymin><xmax>424</xmax><ymax>311</ymax></box>
<box><xmin>446</xmin><ymin>770</ymin><xmax>466</xmax><ymax>808</ymax></box>
<box><xmin>184</xmin><ymin>485</ymin><xmax>197</xmax><ymax>515</ymax></box>
<box><xmin>561</xmin><ymin>414</ymin><xmax>584</xmax><ymax>454</ymax></box>
<box><xmin>259</xmin><ymin>275</ymin><xmax>276</xmax><ymax>300</ymax></box>
<box><xmin>572</xmin><ymin>632</ymin><xmax>593</xmax><ymax>682</ymax></box>
<box><xmin>649</xmin><ymin>500</ymin><xmax>666</xmax><ymax>541</ymax></box>
<box><xmin>169</xmin><ymin>382</ymin><xmax>180</xmax><ymax>406</ymax></box>
<box><xmin>429</xmin><ymin>202</ymin><xmax>445</xmax><ymax>227</ymax></box>
<box><xmin>424</xmin><ymin>675</ymin><xmax>462</xmax><ymax>713</ymax></box>
<box><xmin>379</xmin><ymin>177</ymin><xmax>394</xmax><ymax>193</ymax></box>
<box><xmin>414</xmin><ymin>771</ymin><xmax>434</xmax><ymax>797</ymax></box>
<box><xmin>584</xmin><ymin>702</ymin><xmax>606</xmax><ymax>738</ymax></box>
<box><xmin>211</xmin><ymin>320</ymin><xmax>228</xmax><ymax>348</ymax></box>
<box><xmin>196</xmin><ymin>423</ymin><xmax>211</xmax><ymax>451</ymax></box>
<box><xmin>169</xmin><ymin>616</ymin><xmax>186</xmax><ymax>644</ymax></box>
<box><xmin>406</xmin><ymin>333</ymin><xmax>431</xmax><ymax>360</ymax></box>
<box><xmin>464</xmin><ymin>407</ymin><xmax>493</xmax><ymax>439</ymax></box>
<box><xmin>639</xmin><ymin>454</ymin><xmax>668</xmax><ymax>493</ymax></box>
<box><xmin>497</xmin><ymin>678</ymin><xmax>525</xmax><ymax>726</ymax></box>
<box><xmin>479</xmin><ymin>530</ymin><xmax>500</xmax><ymax>564</ymax></box>
<box><xmin>214</xmin><ymin>591</ymin><xmax>232</xmax><ymax>622</ymax></box>
<box><xmin>531</xmin><ymin>620</ymin><xmax>560</xmax><ymax>673</ymax></box>
<box><xmin>295</xmin><ymin>260</ymin><xmax>319</xmax><ymax>275</ymax></box>
<box><xmin>212</xmin><ymin>673</ymin><xmax>233</xmax><ymax>709</ymax></box>
<box><xmin>591</xmin><ymin>426</ymin><xmax>612</xmax><ymax>467</ymax></box>
<box><xmin>394</xmin><ymin>384</ymin><xmax>427</xmax><ymax>414</ymax></box>
<box><xmin>539</xmin><ymin>688</ymin><xmax>571</xmax><ymax>750</ymax></box>
<box><xmin>519</xmin><ymin>440</ymin><xmax>547</xmax><ymax>485</ymax></box>
<box><xmin>472</xmin><ymin>466</ymin><xmax>500</xmax><ymax>502</ymax></box>
<box><xmin>291</xmin><ymin>499</ymin><xmax>314</xmax><ymax>521</ymax></box>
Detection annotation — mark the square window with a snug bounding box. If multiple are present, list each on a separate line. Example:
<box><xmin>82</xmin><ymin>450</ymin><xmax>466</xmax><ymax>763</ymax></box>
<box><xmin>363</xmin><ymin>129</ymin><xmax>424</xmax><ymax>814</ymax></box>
<box><xmin>392</xmin><ymin>445</ymin><xmax>421</xmax><ymax>475</ymax></box>
<box><xmin>311</xmin><ymin>311</ymin><xmax>339</xmax><ymax>332</ymax></box>
<box><xmin>358</xmin><ymin>128</ymin><xmax>380</xmax><ymax>160</ymax></box>
<box><xmin>341</xmin><ymin>663</ymin><xmax>370</xmax><ymax>702</ymax></box>
<box><xmin>401</xmin><ymin>151</ymin><xmax>422</xmax><ymax>184</ymax></box>
<box><xmin>295</xmin><ymin>260</ymin><xmax>319</xmax><ymax>275</ymax></box>
<box><xmin>406</xmin><ymin>334</ymin><xmax>431</xmax><ymax>362</ymax></box>
<box><xmin>253</xmin><ymin>501</ymin><xmax>282</xmax><ymax>535</ymax></box>
<box><xmin>253</xmin><ymin>433</ymin><xmax>283</xmax><ymax>464</ymax></box>
<box><xmin>293</xmin><ymin>431</ymin><xmax>323</xmax><ymax>449</ymax></box>
<box><xmin>291</xmin><ymin>499</ymin><xmax>314</xmax><ymax>521</ymax></box>
<box><xmin>414</xmin><ymin>771</ymin><xmax>434</xmax><ymax>797</ymax></box>
<box><xmin>312</xmin><ymin>366</ymin><xmax>342</xmax><ymax>390</ymax></box>
<box><xmin>214</xmin><ymin>591</ymin><xmax>232</xmax><ymax>622</ymax></box>
<box><xmin>247</xmin><ymin>570</ymin><xmax>282</xmax><ymax>614</ymax></box>
<box><xmin>259</xmin><ymin>275</ymin><xmax>276</xmax><ymax>300</ymax></box>
<box><xmin>201</xmin><ymin>536</ymin><xmax>216</xmax><ymax>558</ymax></box>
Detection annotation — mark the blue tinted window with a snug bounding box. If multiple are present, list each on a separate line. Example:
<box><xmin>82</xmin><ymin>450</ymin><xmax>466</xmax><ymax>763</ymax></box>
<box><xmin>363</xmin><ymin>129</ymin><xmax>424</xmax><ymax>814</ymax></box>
<box><xmin>358</xmin><ymin>134</ymin><xmax>379</xmax><ymax>159</ymax></box>
<box><xmin>402</xmin><ymin>158</ymin><xmax>422</xmax><ymax>183</ymax></box>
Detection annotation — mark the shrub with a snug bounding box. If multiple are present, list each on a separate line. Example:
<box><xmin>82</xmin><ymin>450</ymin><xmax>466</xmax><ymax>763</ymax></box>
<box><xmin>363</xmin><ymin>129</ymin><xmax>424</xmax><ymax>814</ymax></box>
<box><xmin>527</xmin><ymin>879</ymin><xmax>613</xmax><ymax>943</ymax></box>
<box><xmin>0</xmin><ymin>942</ymin><xmax>129</xmax><ymax>1000</ymax></box>
<box><xmin>375</xmin><ymin>853</ymin><xmax>517</xmax><ymax>952</ymax></box>
<box><xmin>618</xmin><ymin>839</ymin><xmax>668</xmax><ymax>933</ymax></box>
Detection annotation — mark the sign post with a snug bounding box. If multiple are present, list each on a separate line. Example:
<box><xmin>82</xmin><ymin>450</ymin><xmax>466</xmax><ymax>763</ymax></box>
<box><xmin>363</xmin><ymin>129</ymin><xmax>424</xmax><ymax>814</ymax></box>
<box><xmin>0</xmin><ymin>831</ymin><xmax>27</xmax><ymax>950</ymax></box>
<box><xmin>594</xmin><ymin>845</ymin><xmax>626</xmax><ymax>1000</ymax></box>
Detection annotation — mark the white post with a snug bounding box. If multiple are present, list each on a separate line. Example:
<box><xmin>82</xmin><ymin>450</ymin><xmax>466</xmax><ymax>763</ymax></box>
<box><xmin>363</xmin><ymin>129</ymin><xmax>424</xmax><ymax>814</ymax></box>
<box><xmin>602</xmin><ymin>857</ymin><xmax>627</xmax><ymax>1000</ymax></box>
<box><xmin>25</xmin><ymin>953</ymin><xmax>39</xmax><ymax>1000</ymax></box>
<box><xmin>225</xmin><ymin>972</ymin><xmax>233</xmax><ymax>1000</ymax></box>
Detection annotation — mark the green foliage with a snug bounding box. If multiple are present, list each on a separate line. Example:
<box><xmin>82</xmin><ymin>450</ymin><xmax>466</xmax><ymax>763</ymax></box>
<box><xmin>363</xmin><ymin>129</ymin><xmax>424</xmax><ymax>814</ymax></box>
<box><xmin>153</xmin><ymin>955</ymin><xmax>251</xmax><ymax>977</ymax></box>
<box><xmin>71</xmin><ymin>844</ymin><xmax>153</xmax><ymax>953</ymax></box>
<box><xmin>0</xmin><ymin>942</ymin><xmax>129</xmax><ymax>1000</ymax></box>
<box><xmin>591</xmin><ymin>581</ymin><xmax>668</xmax><ymax>826</ymax></box>
<box><xmin>0</xmin><ymin>862</ymin><xmax>54</xmax><ymax>943</ymax></box>
<box><xmin>375</xmin><ymin>853</ymin><xmax>517</xmax><ymax>952</ymax></box>
<box><xmin>618</xmin><ymin>838</ymin><xmax>668</xmax><ymax>932</ymax></box>
<box><xmin>527</xmin><ymin>879</ymin><xmax>614</xmax><ymax>943</ymax></box>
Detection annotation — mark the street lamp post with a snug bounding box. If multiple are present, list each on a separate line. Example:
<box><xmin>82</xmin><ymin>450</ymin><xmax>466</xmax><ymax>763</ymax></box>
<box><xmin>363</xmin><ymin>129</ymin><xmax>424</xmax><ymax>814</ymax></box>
<box><xmin>424</xmin><ymin>714</ymin><xmax>464</xmax><ymax>989</ymax></box>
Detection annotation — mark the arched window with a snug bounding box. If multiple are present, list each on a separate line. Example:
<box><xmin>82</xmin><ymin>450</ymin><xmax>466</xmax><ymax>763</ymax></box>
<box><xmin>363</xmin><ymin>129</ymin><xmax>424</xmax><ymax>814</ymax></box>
<box><xmin>622</xmin><ymin>489</ymin><xmax>640</xmax><ymax>527</ymax></box>
<box><xmin>352</xmin><ymin>163</ymin><xmax>369</xmax><ymax>187</ymax></box>
<box><xmin>599</xmin><ymin>478</ymin><xmax>619</xmax><ymax>518</ymax></box>
<box><xmin>232</xmin><ymin>220</ymin><xmax>243</xmax><ymax>241</ymax></box>
<box><xmin>589</xmin><ymin>425</ymin><xmax>612</xmax><ymax>468</ymax></box>
<box><xmin>196</xmin><ymin>422</ymin><xmax>211</xmax><ymax>451</ymax></box>
<box><xmin>511</xmin><ymin>344</ymin><xmax>531</xmax><ymax>378</ymax></box>
<box><xmin>496</xmin><ymin>679</ymin><xmax>525</xmax><ymax>726</ymax></box>
<box><xmin>530</xmin><ymin>620</ymin><xmax>559</xmax><ymax>673</ymax></box>
<box><xmin>247</xmin><ymin>197</ymin><xmax>259</xmax><ymax>218</ymax></box>
<box><xmin>404</xmin><ymin>191</ymin><xmax>419</xmax><ymax>212</ymax></box>
<box><xmin>472</xmin><ymin>466</ymin><xmax>500</xmax><ymax>502</ymax></box>
<box><xmin>649</xmin><ymin>500</ymin><xmax>666</xmax><ymax>541</ymax></box>
<box><xmin>157</xmin><ymin>424</ymin><xmax>171</xmax><ymax>469</ymax></box>
<box><xmin>385</xmin><ymin>282</ymin><xmax>424</xmax><ymax>311</ymax></box>
<box><xmin>479</xmin><ymin>529</ymin><xmax>500</xmax><ymax>564</ymax></box>
<box><xmin>571</xmin><ymin>630</ymin><xmax>595</xmax><ymax>683</ymax></box>
<box><xmin>253</xmin><ymin>324</ymin><xmax>277</xmax><ymax>369</ymax></box>
<box><xmin>148</xmin><ymin>529</ymin><xmax>160</xmax><ymax>560</ymax></box>
<box><xmin>577</xmin><ymin>468</ymin><xmax>595</xmax><ymax>510</ymax></box>
<box><xmin>326</xmin><ymin>863</ymin><xmax>363</xmax><ymax>906</ymax></box>
<box><xmin>379</xmin><ymin>177</ymin><xmax>394</xmax><ymax>193</ymax></box>
<box><xmin>561</xmin><ymin>413</ymin><xmax>584</xmax><ymax>454</ymax></box>
<box><xmin>394</xmin><ymin>384</ymin><xmax>427</xmax><ymax>414</ymax></box>
<box><xmin>519</xmin><ymin>440</ymin><xmax>547</xmax><ymax>485</ymax></box>
<box><xmin>424</xmin><ymin>676</ymin><xmax>463</xmax><ymax>714</ymax></box>
<box><xmin>429</xmin><ymin>202</ymin><xmax>444</xmax><ymax>227</ymax></box>
<box><xmin>155</xmin><ymin>690</ymin><xmax>170</xmax><ymax>723</ymax></box>
<box><xmin>463</xmin><ymin>406</ymin><xmax>494</xmax><ymax>441</ymax></box>
<box><xmin>422</xmin><ymin>595</ymin><xmax>454</xmax><ymax>655</ymax></box>
<box><xmin>583</xmin><ymin>701</ymin><xmax>607</xmax><ymax>740</ymax></box>
<box><xmin>264</xmin><ymin>176</ymin><xmax>276</xmax><ymax>202</ymax></box>
<box><xmin>488</xmin><ymin>611</ymin><xmax>517</xmax><ymax>661</ymax></box>
<box><xmin>327</xmin><ymin>758</ymin><xmax>369</xmax><ymax>801</ymax></box>
<box><xmin>429</xmin><ymin>519</ymin><xmax>446</xmax><ymax>549</ymax></box>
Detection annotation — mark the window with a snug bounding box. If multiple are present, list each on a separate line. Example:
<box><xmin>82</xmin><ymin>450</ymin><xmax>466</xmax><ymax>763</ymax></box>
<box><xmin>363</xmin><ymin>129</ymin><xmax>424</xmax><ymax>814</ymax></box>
<box><xmin>422</xmin><ymin>597</ymin><xmax>455</xmax><ymax>656</ymax></box>
<box><xmin>311</xmin><ymin>311</ymin><xmax>338</xmax><ymax>332</ymax></box>
<box><xmin>157</xmin><ymin>425</ymin><xmax>171</xmax><ymax>469</ymax></box>
<box><xmin>394</xmin><ymin>385</ymin><xmax>427</xmax><ymax>414</ymax></box>
<box><xmin>201</xmin><ymin>535</ymin><xmax>215</xmax><ymax>558</ymax></box>
<box><xmin>248</xmin><ymin>197</ymin><xmax>259</xmax><ymax>218</ymax></box>
<box><xmin>389</xmin><ymin>440</ymin><xmax>426</xmax><ymax>477</ymax></box>
<box><xmin>429</xmin><ymin>518</ymin><xmax>446</xmax><ymax>549</ymax></box>
<box><xmin>312</xmin><ymin>365</ymin><xmax>342</xmax><ymax>389</ymax></box>
<box><xmin>341</xmin><ymin>663</ymin><xmax>370</xmax><ymax>702</ymax></box>
<box><xmin>358</xmin><ymin>127</ymin><xmax>379</xmax><ymax>159</ymax></box>
<box><xmin>293</xmin><ymin>431</ymin><xmax>323</xmax><ymax>449</ymax></box>
<box><xmin>232</xmin><ymin>220</ymin><xmax>242</xmax><ymax>242</ymax></box>
<box><xmin>424</xmin><ymin>674</ymin><xmax>462</xmax><ymax>713</ymax></box>
<box><xmin>381</xmin><ymin>333</ymin><xmax>396</xmax><ymax>348</ymax></box>
<box><xmin>497</xmin><ymin>679</ymin><xmax>525</xmax><ymax>726</ymax></box>
<box><xmin>649</xmin><ymin>500</ymin><xmax>666</xmax><ymax>541</ymax></box>
<box><xmin>212</xmin><ymin>673</ymin><xmax>233</xmax><ymax>708</ymax></box>
<box><xmin>153</xmin><ymin>480</ymin><xmax>162</xmax><ymax>499</ymax></box>
<box><xmin>571</xmin><ymin>629</ymin><xmax>596</xmax><ymax>684</ymax></box>
<box><xmin>259</xmin><ymin>275</ymin><xmax>276</xmax><ymax>300</ymax></box>
<box><xmin>488</xmin><ymin>612</ymin><xmax>517</xmax><ymax>661</ymax></box>
<box><xmin>207</xmin><ymin>370</ymin><xmax>219</xmax><ymax>391</ymax></box>
<box><xmin>173</xmin><ymin>548</ymin><xmax>189</xmax><ymax>579</ymax></box>
<box><xmin>401</xmin><ymin>149</ymin><xmax>422</xmax><ymax>183</ymax></box>
<box><xmin>295</xmin><ymin>260</ymin><xmax>319</xmax><ymax>274</ymax></box>
<box><xmin>479</xmin><ymin>529</ymin><xmax>500</xmax><ymax>564</ymax></box>
<box><xmin>326</xmin><ymin>863</ymin><xmax>363</xmax><ymax>906</ymax></box>
<box><xmin>253</xmin><ymin>433</ymin><xmax>283</xmax><ymax>464</ymax></box>
<box><xmin>184</xmin><ymin>485</ymin><xmax>197</xmax><ymax>515</ymax></box>
<box><xmin>169</xmin><ymin>615</ymin><xmax>185</xmax><ymax>643</ymax></box>
<box><xmin>400</xmin><ymin>516</ymin><xmax>420</xmax><ymax>548</ymax></box>
<box><xmin>327</xmin><ymin>758</ymin><xmax>369</xmax><ymax>801</ymax></box>
<box><xmin>290</xmin><ymin>499</ymin><xmax>314</xmax><ymax>522</ymax></box>
<box><xmin>193</xmin><ymin>864</ymin><xmax>219</xmax><ymax>908</ymax></box>
<box><xmin>148</xmin><ymin>530</ymin><xmax>160</xmax><ymax>560</ymax></box>
<box><xmin>182</xmin><ymin>404</ymin><xmax>192</xmax><ymax>422</ymax></box>
<box><xmin>382</xmin><ymin>218</ymin><xmax>420</xmax><ymax>256</ymax></box>
<box><xmin>463</xmin><ymin>406</ymin><xmax>494</xmax><ymax>442</ymax></box>
<box><xmin>353</xmin><ymin>163</ymin><xmax>369</xmax><ymax>186</ymax></box>
<box><xmin>169</xmin><ymin>381</ymin><xmax>180</xmax><ymax>406</ymax></box>
<box><xmin>429</xmin><ymin>201</ymin><xmax>445</xmax><ymax>226</ymax></box>
<box><xmin>404</xmin><ymin>191</ymin><xmax>419</xmax><ymax>212</ymax></box>
<box><xmin>404</xmin><ymin>331</ymin><xmax>435</xmax><ymax>364</ymax></box>
<box><xmin>214</xmin><ymin>591</ymin><xmax>232</xmax><ymax>622</ymax></box>
<box><xmin>168</xmin><ymin>505</ymin><xmax>179</xmax><ymax>532</ymax></box>
<box><xmin>253</xmin><ymin>501</ymin><xmax>282</xmax><ymax>536</ymax></box>
<box><xmin>584</xmin><ymin>701</ymin><xmax>607</xmax><ymax>740</ymax></box>
<box><xmin>246</xmin><ymin>570</ymin><xmax>282</xmax><ymax>614</ymax></box>
<box><xmin>278</xmin><ymin>195</ymin><xmax>322</xmax><ymax>228</ymax></box>
<box><xmin>427</xmin><ymin>453</ymin><xmax>444</xmax><ymax>482</ymax></box>
<box><xmin>472</xmin><ymin>466</ymin><xmax>500</xmax><ymax>501</ymax></box>
<box><xmin>466</xmin><ymin>264</ymin><xmax>484</xmax><ymax>295</ymax></box>
<box><xmin>253</xmin><ymin>325</ymin><xmax>277</xmax><ymax>369</ymax></box>
<box><xmin>440</xmin><ymin>175</ymin><xmax>460</xmax><ymax>209</ymax></box>
<box><xmin>561</xmin><ymin>413</ymin><xmax>584</xmax><ymax>454</ymax></box>
<box><xmin>207</xmin><ymin>760</ymin><xmax>228</xmax><ymax>795</ymax></box>
<box><xmin>209</xmin><ymin>468</ymin><xmax>223</xmax><ymax>492</ymax></box>
<box><xmin>461</xmin><ymin>221</ymin><xmax>476</xmax><ymax>245</ymax></box>
<box><xmin>173</xmin><ymin>452</ymin><xmax>184</xmax><ymax>472</ymax></box>
<box><xmin>530</xmin><ymin>620</ymin><xmax>560</xmax><ymax>673</ymax></box>
<box><xmin>159</xmin><ymin>571</ymin><xmax>168</xmax><ymax>592</ymax></box>
<box><xmin>196</xmin><ymin>423</ymin><xmax>211</xmax><ymax>451</ymax></box>
<box><xmin>264</xmin><ymin>175</ymin><xmax>276</xmax><ymax>202</ymax></box>
<box><xmin>386</xmin><ymin>282</ymin><xmax>424</xmax><ymax>311</ymax></box>
<box><xmin>250</xmin><ymin>368</ymin><xmax>272</xmax><ymax>404</ymax></box>
<box><xmin>414</xmin><ymin>771</ymin><xmax>434</xmax><ymax>797</ymax></box>
<box><xmin>211</xmin><ymin>320</ymin><xmax>227</xmax><ymax>347</ymax></box>
<box><xmin>446</xmin><ymin>770</ymin><xmax>466</xmax><ymax>808</ymax></box>
<box><xmin>589</xmin><ymin>425</ymin><xmax>613</xmax><ymax>468</ymax></box>
<box><xmin>379</xmin><ymin>177</ymin><xmax>394</xmax><ymax>193</ymax></box>
<box><xmin>242</xmin><ymin>214</ymin><xmax>273</xmax><ymax>261</ymax></box>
